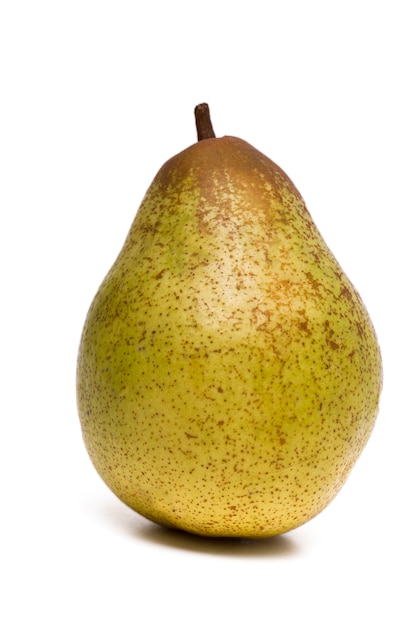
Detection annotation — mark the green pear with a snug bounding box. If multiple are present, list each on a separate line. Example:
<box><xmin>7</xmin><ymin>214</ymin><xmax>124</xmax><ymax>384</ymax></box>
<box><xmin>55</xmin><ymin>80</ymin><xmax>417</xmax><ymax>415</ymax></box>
<box><xmin>77</xmin><ymin>104</ymin><xmax>382</xmax><ymax>538</ymax></box>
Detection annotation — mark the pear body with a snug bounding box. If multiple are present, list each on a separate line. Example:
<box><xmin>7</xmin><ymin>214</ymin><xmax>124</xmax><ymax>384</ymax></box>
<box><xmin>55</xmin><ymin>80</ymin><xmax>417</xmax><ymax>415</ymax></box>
<box><xmin>77</xmin><ymin>134</ymin><xmax>382</xmax><ymax>538</ymax></box>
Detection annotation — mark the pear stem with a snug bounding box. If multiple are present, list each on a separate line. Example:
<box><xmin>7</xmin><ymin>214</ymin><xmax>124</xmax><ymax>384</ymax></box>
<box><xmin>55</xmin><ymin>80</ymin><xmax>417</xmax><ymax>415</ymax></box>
<box><xmin>195</xmin><ymin>103</ymin><xmax>216</xmax><ymax>141</ymax></box>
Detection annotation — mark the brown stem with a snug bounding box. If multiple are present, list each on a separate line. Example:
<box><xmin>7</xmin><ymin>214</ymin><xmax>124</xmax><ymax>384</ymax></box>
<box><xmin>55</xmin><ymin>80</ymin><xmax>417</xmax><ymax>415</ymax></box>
<box><xmin>194</xmin><ymin>103</ymin><xmax>216</xmax><ymax>141</ymax></box>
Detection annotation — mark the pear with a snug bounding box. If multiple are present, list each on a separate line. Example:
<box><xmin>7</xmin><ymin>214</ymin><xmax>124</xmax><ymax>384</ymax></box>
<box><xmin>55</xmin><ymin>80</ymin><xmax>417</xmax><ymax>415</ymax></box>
<box><xmin>77</xmin><ymin>103</ymin><xmax>382</xmax><ymax>538</ymax></box>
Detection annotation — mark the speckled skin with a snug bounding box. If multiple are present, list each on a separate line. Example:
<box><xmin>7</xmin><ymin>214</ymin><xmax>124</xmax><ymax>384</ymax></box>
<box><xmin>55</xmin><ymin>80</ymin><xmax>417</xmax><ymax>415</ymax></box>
<box><xmin>77</xmin><ymin>136</ymin><xmax>382</xmax><ymax>538</ymax></box>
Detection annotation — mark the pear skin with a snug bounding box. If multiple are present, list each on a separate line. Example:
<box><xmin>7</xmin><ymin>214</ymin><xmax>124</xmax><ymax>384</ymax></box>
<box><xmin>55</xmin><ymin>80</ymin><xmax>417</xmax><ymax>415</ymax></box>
<box><xmin>77</xmin><ymin>104</ymin><xmax>382</xmax><ymax>538</ymax></box>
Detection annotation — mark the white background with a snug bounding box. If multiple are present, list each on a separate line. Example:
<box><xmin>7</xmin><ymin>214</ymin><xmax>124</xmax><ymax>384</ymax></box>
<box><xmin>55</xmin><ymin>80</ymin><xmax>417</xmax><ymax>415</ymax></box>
<box><xmin>1</xmin><ymin>1</ymin><xmax>416</xmax><ymax>624</ymax></box>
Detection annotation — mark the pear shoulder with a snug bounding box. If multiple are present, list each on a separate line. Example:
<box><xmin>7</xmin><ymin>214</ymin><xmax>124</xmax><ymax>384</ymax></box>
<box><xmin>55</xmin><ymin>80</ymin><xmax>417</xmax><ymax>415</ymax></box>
<box><xmin>155</xmin><ymin>135</ymin><xmax>303</xmax><ymax>206</ymax></box>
